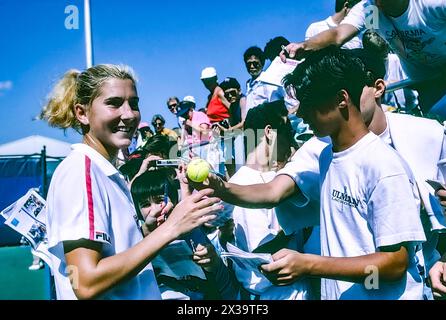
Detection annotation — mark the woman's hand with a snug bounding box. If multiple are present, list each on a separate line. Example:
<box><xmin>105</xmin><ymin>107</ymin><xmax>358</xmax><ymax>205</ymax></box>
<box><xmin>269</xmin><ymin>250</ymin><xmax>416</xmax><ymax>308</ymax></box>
<box><xmin>162</xmin><ymin>188</ymin><xmax>223</xmax><ymax>238</ymax></box>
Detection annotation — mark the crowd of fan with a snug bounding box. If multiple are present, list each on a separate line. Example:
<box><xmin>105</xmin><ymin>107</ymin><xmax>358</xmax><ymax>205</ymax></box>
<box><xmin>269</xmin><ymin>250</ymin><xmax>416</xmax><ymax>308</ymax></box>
<box><xmin>40</xmin><ymin>0</ymin><xmax>446</xmax><ymax>300</ymax></box>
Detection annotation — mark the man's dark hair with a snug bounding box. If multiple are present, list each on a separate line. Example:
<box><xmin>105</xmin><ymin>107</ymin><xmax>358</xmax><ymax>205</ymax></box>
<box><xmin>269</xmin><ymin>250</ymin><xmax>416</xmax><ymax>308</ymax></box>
<box><xmin>349</xmin><ymin>48</ymin><xmax>386</xmax><ymax>82</ymax></box>
<box><xmin>244</xmin><ymin>99</ymin><xmax>293</xmax><ymax>148</ymax></box>
<box><xmin>219</xmin><ymin>77</ymin><xmax>241</xmax><ymax>91</ymax></box>
<box><xmin>336</xmin><ymin>0</ymin><xmax>361</xmax><ymax>12</ymax></box>
<box><xmin>283</xmin><ymin>47</ymin><xmax>368</xmax><ymax>113</ymax></box>
<box><xmin>142</xmin><ymin>134</ymin><xmax>171</xmax><ymax>158</ymax></box>
<box><xmin>264</xmin><ymin>36</ymin><xmax>290</xmax><ymax>61</ymax></box>
<box><xmin>120</xmin><ymin>135</ymin><xmax>172</xmax><ymax>181</ymax></box>
<box><xmin>243</xmin><ymin>46</ymin><xmax>265</xmax><ymax>66</ymax></box>
<box><xmin>131</xmin><ymin>168</ymin><xmax>179</xmax><ymax>214</ymax></box>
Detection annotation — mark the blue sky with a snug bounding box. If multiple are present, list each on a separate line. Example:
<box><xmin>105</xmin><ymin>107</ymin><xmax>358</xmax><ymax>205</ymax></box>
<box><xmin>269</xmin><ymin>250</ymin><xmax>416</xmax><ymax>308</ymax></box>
<box><xmin>0</xmin><ymin>0</ymin><xmax>332</xmax><ymax>145</ymax></box>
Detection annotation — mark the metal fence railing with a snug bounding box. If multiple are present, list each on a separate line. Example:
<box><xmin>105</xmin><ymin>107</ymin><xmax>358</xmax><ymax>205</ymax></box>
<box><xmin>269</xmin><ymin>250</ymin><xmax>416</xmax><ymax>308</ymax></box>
<box><xmin>386</xmin><ymin>78</ymin><xmax>446</xmax><ymax>121</ymax></box>
<box><xmin>385</xmin><ymin>78</ymin><xmax>418</xmax><ymax>93</ymax></box>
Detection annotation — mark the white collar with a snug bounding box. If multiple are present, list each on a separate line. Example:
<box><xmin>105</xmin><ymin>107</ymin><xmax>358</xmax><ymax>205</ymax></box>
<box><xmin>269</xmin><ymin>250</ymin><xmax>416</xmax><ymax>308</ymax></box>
<box><xmin>325</xmin><ymin>16</ymin><xmax>338</xmax><ymax>28</ymax></box>
<box><xmin>72</xmin><ymin>143</ymin><xmax>118</xmax><ymax>177</ymax></box>
<box><xmin>247</xmin><ymin>72</ymin><xmax>265</xmax><ymax>87</ymax></box>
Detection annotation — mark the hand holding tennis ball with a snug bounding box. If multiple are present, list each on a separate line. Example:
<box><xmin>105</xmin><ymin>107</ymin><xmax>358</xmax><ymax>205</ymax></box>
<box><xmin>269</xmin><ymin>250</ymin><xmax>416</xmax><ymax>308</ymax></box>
<box><xmin>187</xmin><ymin>158</ymin><xmax>210</xmax><ymax>183</ymax></box>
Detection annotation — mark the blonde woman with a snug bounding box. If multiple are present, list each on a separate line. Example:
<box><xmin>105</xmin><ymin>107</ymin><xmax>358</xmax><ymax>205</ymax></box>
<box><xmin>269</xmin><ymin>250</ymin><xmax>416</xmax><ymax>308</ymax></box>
<box><xmin>41</xmin><ymin>64</ymin><xmax>222</xmax><ymax>300</ymax></box>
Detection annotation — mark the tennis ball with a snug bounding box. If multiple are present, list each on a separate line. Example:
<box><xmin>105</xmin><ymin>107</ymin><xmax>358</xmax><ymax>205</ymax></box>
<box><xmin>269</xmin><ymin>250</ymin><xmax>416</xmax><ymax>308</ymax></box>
<box><xmin>187</xmin><ymin>158</ymin><xmax>210</xmax><ymax>183</ymax></box>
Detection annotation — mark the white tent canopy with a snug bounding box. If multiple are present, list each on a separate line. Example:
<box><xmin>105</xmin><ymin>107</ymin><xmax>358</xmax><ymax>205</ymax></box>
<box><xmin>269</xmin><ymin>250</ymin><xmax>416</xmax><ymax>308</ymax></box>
<box><xmin>0</xmin><ymin>135</ymin><xmax>72</xmax><ymax>158</ymax></box>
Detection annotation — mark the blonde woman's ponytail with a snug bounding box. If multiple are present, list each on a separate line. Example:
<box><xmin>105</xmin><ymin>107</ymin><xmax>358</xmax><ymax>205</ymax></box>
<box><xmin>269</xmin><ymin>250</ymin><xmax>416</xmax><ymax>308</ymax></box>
<box><xmin>40</xmin><ymin>69</ymin><xmax>81</xmax><ymax>131</ymax></box>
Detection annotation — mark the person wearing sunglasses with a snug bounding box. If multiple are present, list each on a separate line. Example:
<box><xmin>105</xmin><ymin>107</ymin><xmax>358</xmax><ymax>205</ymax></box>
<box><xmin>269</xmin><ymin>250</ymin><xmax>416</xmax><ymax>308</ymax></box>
<box><xmin>166</xmin><ymin>97</ymin><xmax>179</xmax><ymax>115</ymax></box>
<box><xmin>151</xmin><ymin>114</ymin><xmax>178</xmax><ymax>143</ymax></box>
<box><xmin>219</xmin><ymin>77</ymin><xmax>247</xmax><ymax>175</ymax></box>
<box><xmin>243</xmin><ymin>46</ymin><xmax>296</xmax><ymax>115</ymax></box>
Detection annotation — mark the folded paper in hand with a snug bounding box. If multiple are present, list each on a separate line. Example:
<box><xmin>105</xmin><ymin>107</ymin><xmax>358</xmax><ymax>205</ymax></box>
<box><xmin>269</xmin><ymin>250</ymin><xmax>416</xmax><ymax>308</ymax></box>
<box><xmin>0</xmin><ymin>189</ymin><xmax>52</xmax><ymax>269</ymax></box>
<box><xmin>221</xmin><ymin>242</ymin><xmax>273</xmax><ymax>268</ymax></box>
<box><xmin>221</xmin><ymin>242</ymin><xmax>274</xmax><ymax>294</ymax></box>
<box><xmin>256</xmin><ymin>56</ymin><xmax>300</xmax><ymax>87</ymax></box>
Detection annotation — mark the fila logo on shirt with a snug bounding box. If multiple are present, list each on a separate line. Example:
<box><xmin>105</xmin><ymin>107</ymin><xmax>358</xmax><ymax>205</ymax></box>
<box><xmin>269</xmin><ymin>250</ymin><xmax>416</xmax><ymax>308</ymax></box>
<box><xmin>331</xmin><ymin>186</ymin><xmax>360</xmax><ymax>208</ymax></box>
<box><xmin>95</xmin><ymin>231</ymin><xmax>111</xmax><ymax>244</ymax></box>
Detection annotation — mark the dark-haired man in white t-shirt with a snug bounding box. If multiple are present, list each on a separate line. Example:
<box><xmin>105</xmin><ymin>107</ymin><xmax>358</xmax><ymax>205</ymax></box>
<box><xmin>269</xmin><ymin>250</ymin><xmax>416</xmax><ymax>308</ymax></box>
<box><xmin>262</xmin><ymin>47</ymin><xmax>426</xmax><ymax>300</ymax></box>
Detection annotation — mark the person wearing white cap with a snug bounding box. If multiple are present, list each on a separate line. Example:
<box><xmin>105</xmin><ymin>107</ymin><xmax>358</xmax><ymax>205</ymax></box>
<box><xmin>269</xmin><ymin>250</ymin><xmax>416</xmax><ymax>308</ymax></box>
<box><xmin>135</xmin><ymin>121</ymin><xmax>153</xmax><ymax>150</ymax></box>
<box><xmin>200</xmin><ymin>67</ymin><xmax>231</xmax><ymax>124</ymax></box>
<box><xmin>183</xmin><ymin>95</ymin><xmax>196</xmax><ymax>110</ymax></box>
<box><xmin>200</xmin><ymin>67</ymin><xmax>233</xmax><ymax>176</ymax></box>
<box><xmin>183</xmin><ymin>95</ymin><xmax>196</xmax><ymax>104</ymax></box>
<box><xmin>200</xmin><ymin>67</ymin><xmax>217</xmax><ymax>80</ymax></box>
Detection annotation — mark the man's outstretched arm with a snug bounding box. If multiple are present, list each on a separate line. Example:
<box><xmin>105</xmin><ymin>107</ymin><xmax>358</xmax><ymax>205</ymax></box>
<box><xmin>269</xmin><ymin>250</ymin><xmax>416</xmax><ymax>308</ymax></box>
<box><xmin>192</xmin><ymin>173</ymin><xmax>300</xmax><ymax>209</ymax></box>
<box><xmin>280</xmin><ymin>24</ymin><xmax>359</xmax><ymax>62</ymax></box>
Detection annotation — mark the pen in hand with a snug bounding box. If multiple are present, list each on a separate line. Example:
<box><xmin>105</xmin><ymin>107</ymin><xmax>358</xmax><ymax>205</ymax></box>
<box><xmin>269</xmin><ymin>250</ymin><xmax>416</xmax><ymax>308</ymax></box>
<box><xmin>190</xmin><ymin>239</ymin><xmax>197</xmax><ymax>253</ymax></box>
<box><xmin>162</xmin><ymin>182</ymin><xmax>169</xmax><ymax>222</ymax></box>
<box><xmin>281</xmin><ymin>45</ymin><xmax>290</xmax><ymax>59</ymax></box>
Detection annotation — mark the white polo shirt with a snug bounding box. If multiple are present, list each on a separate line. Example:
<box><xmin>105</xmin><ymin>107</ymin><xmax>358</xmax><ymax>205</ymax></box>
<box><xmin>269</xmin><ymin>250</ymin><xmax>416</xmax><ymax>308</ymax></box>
<box><xmin>245</xmin><ymin>76</ymin><xmax>296</xmax><ymax>116</ymax></box>
<box><xmin>46</xmin><ymin>144</ymin><xmax>161</xmax><ymax>300</ymax></box>
<box><xmin>305</xmin><ymin>16</ymin><xmax>363</xmax><ymax>50</ymax></box>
